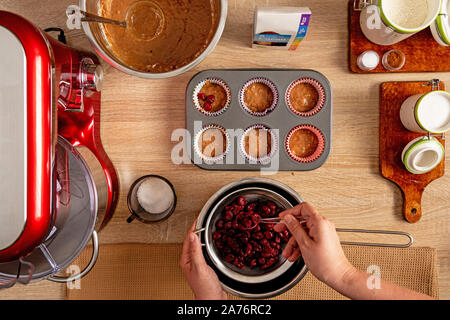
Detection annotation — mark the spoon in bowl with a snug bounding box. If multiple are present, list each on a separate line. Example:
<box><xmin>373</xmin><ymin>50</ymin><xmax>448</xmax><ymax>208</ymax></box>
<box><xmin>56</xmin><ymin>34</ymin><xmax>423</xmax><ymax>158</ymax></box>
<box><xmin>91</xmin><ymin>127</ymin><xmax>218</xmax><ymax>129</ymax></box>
<box><xmin>245</xmin><ymin>215</ymin><xmax>306</xmax><ymax>230</ymax></box>
<box><xmin>71</xmin><ymin>0</ymin><xmax>165</xmax><ymax>41</ymax></box>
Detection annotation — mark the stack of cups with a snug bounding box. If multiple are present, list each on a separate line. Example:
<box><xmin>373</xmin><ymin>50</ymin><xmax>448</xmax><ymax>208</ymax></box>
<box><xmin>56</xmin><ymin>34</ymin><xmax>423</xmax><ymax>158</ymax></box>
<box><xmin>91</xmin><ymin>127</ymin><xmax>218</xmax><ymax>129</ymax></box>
<box><xmin>400</xmin><ymin>90</ymin><xmax>450</xmax><ymax>174</ymax></box>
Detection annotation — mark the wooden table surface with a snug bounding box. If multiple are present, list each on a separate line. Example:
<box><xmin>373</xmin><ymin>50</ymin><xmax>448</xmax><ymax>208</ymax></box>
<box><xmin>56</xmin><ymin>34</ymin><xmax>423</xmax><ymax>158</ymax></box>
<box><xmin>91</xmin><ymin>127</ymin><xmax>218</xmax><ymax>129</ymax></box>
<box><xmin>1</xmin><ymin>0</ymin><xmax>449</xmax><ymax>300</ymax></box>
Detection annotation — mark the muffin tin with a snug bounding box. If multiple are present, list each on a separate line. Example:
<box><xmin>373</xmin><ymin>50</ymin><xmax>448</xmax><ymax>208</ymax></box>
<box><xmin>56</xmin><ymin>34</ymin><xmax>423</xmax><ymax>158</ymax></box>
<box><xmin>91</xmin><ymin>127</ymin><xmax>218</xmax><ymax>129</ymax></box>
<box><xmin>186</xmin><ymin>69</ymin><xmax>333</xmax><ymax>171</ymax></box>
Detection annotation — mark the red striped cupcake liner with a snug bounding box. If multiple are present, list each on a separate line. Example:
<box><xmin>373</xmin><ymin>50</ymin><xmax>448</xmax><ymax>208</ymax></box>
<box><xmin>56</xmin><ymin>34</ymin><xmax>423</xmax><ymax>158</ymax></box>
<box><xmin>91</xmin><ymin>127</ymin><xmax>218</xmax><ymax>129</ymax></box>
<box><xmin>193</xmin><ymin>78</ymin><xmax>231</xmax><ymax>117</ymax></box>
<box><xmin>285</xmin><ymin>125</ymin><xmax>325</xmax><ymax>163</ymax></box>
<box><xmin>239</xmin><ymin>77</ymin><xmax>279</xmax><ymax>117</ymax></box>
<box><xmin>286</xmin><ymin>78</ymin><xmax>326</xmax><ymax>117</ymax></box>
<box><xmin>239</xmin><ymin>124</ymin><xmax>278</xmax><ymax>164</ymax></box>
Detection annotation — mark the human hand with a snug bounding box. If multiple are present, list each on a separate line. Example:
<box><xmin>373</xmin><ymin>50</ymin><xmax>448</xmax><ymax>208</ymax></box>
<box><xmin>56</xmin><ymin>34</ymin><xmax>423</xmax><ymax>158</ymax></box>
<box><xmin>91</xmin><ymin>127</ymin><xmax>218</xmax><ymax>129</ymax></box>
<box><xmin>180</xmin><ymin>221</ymin><xmax>227</xmax><ymax>300</ymax></box>
<box><xmin>274</xmin><ymin>203</ymin><xmax>355</xmax><ymax>287</ymax></box>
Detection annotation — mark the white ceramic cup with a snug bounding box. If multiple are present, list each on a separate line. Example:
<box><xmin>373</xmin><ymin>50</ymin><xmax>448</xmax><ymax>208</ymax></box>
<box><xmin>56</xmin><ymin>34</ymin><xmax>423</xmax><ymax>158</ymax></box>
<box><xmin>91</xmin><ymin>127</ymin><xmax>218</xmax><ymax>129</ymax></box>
<box><xmin>400</xmin><ymin>90</ymin><xmax>450</xmax><ymax>134</ymax></box>
<box><xmin>430</xmin><ymin>0</ymin><xmax>450</xmax><ymax>46</ymax></box>
<box><xmin>360</xmin><ymin>0</ymin><xmax>442</xmax><ymax>45</ymax></box>
<box><xmin>401</xmin><ymin>136</ymin><xmax>444</xmax><ymax>174</ymax></box>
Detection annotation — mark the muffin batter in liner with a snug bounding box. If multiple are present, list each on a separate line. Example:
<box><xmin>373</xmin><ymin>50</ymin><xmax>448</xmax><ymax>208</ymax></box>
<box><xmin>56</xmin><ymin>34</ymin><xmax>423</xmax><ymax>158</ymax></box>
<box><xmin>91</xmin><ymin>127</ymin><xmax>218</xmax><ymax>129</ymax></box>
<box><xmin>194</xmin><ymin>124</ymin><xmax>231</xmax><ymax>163</ymax></box>
<box><xmin>239</xmin><ymin>124</ymin><xmax>278</xmax><ymax>164</ymax></box>
<box><xmin>193</xmin><ymin>78</ymin><xmax>231</xmax><ymax>116</ymax></box>
<box><xmin>239</xmin><ymin>78</ymin><xmax>279</xmax><ymax>116</ymax></box>
<box><xmin>285</xmin><ymin>125</ymin><xmax>325</xmax><ymax>163</ymax></box>
<box><xmin>286</xmin><ymin>78</ymin><xmax>326</xmax><ymax>117</ymax></box>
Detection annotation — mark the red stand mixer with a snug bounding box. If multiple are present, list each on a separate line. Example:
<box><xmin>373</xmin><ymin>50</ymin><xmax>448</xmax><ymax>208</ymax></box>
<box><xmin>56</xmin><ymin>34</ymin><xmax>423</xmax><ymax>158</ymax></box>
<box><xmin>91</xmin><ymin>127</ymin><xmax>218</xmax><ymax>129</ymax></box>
<box><xmin>0</xmin><ymin>11</ymin><xmax>119</xmax><ymax>287</ymax></box>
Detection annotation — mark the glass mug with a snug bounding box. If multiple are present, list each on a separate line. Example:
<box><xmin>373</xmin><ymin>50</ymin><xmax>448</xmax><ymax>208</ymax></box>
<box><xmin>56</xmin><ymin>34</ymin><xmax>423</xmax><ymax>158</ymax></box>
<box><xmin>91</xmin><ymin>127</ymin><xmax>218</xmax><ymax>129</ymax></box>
<box><xmin>127</xmin><ymin>175</ymin><xmax>177</xmax><ymax>223</ymax></box>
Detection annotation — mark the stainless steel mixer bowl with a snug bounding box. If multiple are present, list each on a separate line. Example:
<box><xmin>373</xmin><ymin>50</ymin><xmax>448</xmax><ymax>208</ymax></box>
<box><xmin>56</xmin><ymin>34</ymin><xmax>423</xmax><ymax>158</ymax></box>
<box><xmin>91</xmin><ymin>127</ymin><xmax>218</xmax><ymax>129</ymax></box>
<box><xmin>196</xmin><ymin>178</ymin><xmax>309</xmax><ymax>299</ymax></box>
<box><xmin>79</xmin><ymin>0</ymin><xmax>228</xmax><ymax>79</ymax></box>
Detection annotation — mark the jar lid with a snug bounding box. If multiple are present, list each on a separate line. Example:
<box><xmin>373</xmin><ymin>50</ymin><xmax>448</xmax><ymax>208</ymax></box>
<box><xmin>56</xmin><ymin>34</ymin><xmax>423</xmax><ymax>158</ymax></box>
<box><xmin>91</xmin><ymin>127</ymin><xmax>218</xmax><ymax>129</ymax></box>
<box><xmin>0</xmin><ymin>11</ymin><xmax>54</xmax><ymax>262</ymax></box>
<box><xmin>414</xmin><ymin>90</ymin><xmax>450</xmax><ymax>134</ymax></box>
<box><xmin>431</xmin><ymin>0</ymin><xmax>450</xmax><ymax>46</ymax></box>
<box><xmin>402</xmin><ymin>136</ymin><xmax>445</xmax><ymax>174</ymax></box>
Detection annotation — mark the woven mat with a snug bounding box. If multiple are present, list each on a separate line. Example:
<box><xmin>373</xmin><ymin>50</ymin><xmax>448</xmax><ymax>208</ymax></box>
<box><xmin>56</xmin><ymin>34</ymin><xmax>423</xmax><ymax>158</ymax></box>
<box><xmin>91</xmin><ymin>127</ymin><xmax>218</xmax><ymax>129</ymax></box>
<box><xmin>65</xmin><ymin>244</ymin><xmax>439</xmax><ymax>300</ymax></box>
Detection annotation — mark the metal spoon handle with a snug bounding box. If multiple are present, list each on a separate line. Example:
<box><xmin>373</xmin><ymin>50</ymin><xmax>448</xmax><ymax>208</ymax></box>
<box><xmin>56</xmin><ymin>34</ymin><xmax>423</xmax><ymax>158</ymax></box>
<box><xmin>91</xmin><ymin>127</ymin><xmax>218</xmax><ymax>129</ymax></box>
<box><xmin>80</xmin><ymin>10</ymin><xmax>126</xmax><ymax>27</ymax></box>
<box><xmin>260</xmin><ymin>217</ymin><xmax>306</xmax><ymax>224</ymax></box>
<box><xmin>336</xmin><ymin>228</ymin><xmax>414</xmax><ymax>248</ymax></box>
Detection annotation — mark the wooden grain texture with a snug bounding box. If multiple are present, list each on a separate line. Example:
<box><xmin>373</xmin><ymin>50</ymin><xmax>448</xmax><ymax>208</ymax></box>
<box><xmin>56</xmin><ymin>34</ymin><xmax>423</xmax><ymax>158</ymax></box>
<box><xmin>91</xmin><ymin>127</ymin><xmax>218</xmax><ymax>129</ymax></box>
<box><xmin>380</xmin><ymin>82</ymin><xmax>446</xmax><ymax>223</ymax></box>
<box><xmin>349</xmin><ymin>1</ymin><xmax>450</xmax><ymax>73</ymax></box>
<box><xmin>0</xmin><ymin>0</ymin><xmax>449</xmax><ymax>300</ymax></box>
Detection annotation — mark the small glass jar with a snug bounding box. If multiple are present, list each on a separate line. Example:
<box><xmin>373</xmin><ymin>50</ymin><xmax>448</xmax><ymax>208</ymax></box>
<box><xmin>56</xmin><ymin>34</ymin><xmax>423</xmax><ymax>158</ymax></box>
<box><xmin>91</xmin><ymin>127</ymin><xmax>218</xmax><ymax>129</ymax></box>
<box><xmin>382</xmin><ymin>49</ymin><xmax>406</xmax><ymax>71</ymax></box>
<box><xmin>357</xmin><ymin>50</ymin><xmax>380</xmax><ymax>71</ymax></box>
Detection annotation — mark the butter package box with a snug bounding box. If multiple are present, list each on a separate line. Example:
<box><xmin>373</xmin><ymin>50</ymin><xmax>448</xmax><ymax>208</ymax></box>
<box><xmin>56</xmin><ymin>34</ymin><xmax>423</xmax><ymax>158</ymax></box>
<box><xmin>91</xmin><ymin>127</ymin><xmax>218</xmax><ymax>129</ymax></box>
<box><xmin>253</xmin><ymin>7</ymin><xmax>311</xmax><ymax>50</ymax></box>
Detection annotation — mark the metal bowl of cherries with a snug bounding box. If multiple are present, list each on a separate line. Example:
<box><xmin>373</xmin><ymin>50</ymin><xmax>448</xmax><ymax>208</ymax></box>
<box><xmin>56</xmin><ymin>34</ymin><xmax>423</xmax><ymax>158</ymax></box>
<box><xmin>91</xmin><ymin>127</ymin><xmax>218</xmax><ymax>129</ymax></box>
<box><xmin>195</xmin><ymin>178</ymin><xmax>308</xmax><ymax>299</ymax></box>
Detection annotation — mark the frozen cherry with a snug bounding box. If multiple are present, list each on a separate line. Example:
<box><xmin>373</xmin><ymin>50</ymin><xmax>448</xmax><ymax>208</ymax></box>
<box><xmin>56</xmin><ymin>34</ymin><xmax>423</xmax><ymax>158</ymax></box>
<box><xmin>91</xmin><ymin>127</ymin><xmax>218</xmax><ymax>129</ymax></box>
<box><xmin>213</xmin><ymin>231</ymin><xmax>222</xmax><ymax>240</ymax></box>
<box><xmin>225</xmin><ymin>210</ymin><xmax>234</xmax><ymax>221</ymax></box>
<box><xmin>206</xmin><ymin>95</ymin><xmax>215</xmax><ymax>104</ymax></box>
<box><xmin>203</xmin><ymin>102</ymin><xmax>212</xmax><ymax>111</ymax></box>
<box><xmin>225</xmin><ymin>254</ymin><xmax>235</xmax><ymax>263</ymax></box>
<box><xmin>261</xmin><ymin>205</ymin><xmax>271</xmax><ymax>216</ymax></box>
<box><xmin>264</xmin><ymin>231</ymin><xmax>273</xmax><ymax>239</ymax></box>
<box><xmin>197</xmin><ymin>92</ymin><xmax>207</xmax><ymax>100</ymax></box>
<box><xmin>253</xmin><ymin>232</ymin><xmax>264</xmax><ymax>240</ymax></box>
<box><xmin>216</xmin><ymin>219</ymin><xmax>224</xmax><ymax>229</ymax></box>
<box><xmin>244</xmin><ymin>243</ymin><xmax>252</xmax><ymax>256</ymax></box>
<box><xmin>236</xmin><ymin>196</ymin><xmax>247</xmax><ymax>206</ymax></box>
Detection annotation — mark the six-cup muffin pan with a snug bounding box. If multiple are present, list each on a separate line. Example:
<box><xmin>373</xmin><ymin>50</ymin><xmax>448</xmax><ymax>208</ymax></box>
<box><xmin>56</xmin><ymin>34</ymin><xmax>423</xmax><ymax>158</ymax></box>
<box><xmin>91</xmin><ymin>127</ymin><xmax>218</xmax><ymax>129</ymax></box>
<box><xmin>185</xmin><ymin>69</ymin><xmax>333</xmax><ymax>171</ymax></box>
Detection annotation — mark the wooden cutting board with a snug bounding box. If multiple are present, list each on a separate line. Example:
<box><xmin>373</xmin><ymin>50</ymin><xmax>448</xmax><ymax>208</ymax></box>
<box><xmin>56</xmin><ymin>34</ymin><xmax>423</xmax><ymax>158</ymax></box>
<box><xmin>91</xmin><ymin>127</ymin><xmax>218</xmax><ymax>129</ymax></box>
<box><xmin>349</xmin><ymin>0</ymin><xmax>450</xmax><ymax>73</ymax></box>
<box><xmin>380</xmin><ymin>81</ymin><xmax>446</xmax><ymax>223</ymax></box>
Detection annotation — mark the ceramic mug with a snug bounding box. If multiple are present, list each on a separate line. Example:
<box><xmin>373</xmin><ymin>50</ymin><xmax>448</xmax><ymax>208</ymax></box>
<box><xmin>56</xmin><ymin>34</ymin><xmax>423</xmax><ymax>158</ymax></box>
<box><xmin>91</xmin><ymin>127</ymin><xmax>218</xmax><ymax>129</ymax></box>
<box><xmin>430</xmin><ymin>0</ymin><xmax>450</xmax><ymax>46</ymax></box>
<box><xmin>359</xmin><ymin>0</ymin><xmax>442</xmax><ymax>45</ymax></box>
<box><xmin>400</xmin><ymin>90</ymin><xmax>450</xmax><ymax>134</ymax></box>
<box><xmin>401</xmin><ymin>136</ymin><xmax>444</xmax><ymax>174</ymax></box>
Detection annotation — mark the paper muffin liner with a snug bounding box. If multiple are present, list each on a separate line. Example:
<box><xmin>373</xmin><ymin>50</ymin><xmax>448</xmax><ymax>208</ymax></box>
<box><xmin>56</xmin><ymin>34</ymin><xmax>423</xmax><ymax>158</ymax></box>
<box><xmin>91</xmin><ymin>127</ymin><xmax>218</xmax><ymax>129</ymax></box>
<box><xmin>285</xmin><ymin>125</ymin><xmax>325</xmax><ymax>163</ymax></box>
<box><xmin>239</xmin><ymin>77</ymin><xmax>279</xmax><ymax>117</ymax></box>
<box><xmin>194</xmin><ymin>124</ymin><xmax>231</xmax><ymax>164</ymax></box>
<box><xmin>192</xmin><ymin>78</ymin><xmax>231</xmax><ymax>117</ymax></box>
<box><xmin>286</xmin><ymin>78</ymin><xmax>326</xmax><ymax>117</ymax></box>
<box><xmin>239</xmin><ymin>124</ymin><xmax>278</xmax><ymax>164</ymax></box>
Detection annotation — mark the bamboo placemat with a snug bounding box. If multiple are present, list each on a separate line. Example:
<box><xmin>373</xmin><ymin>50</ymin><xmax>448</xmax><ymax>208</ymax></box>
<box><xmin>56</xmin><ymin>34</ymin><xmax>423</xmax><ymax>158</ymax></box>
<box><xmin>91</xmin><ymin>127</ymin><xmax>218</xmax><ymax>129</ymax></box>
<box><xmin>65</xmin><ymin>243</ymin><xmax>439</xmax><ymax>300</ymax></box>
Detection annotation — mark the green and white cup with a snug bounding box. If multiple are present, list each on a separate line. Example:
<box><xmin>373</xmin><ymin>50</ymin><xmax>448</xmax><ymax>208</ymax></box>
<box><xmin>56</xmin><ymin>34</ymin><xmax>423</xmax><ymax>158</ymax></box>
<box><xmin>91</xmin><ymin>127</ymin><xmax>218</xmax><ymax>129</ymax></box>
<box><xmin>431</xmin><ymin>0</ymin><xmax>450</xmax><ymax>46</ymax></box>
<box><xmin>401</xmin><ymin>136</ymin><xmax>444</xmax><ymax>174</ymax></box>
<box><xmin>400</xmin><ymin>90</ymin><xmax>450</xmax><ymax>134</ymax></box>
<box><xmin>360</xmin><ymin>0</ymin><xmax>442</xmax><ymax>45</ymax></box>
